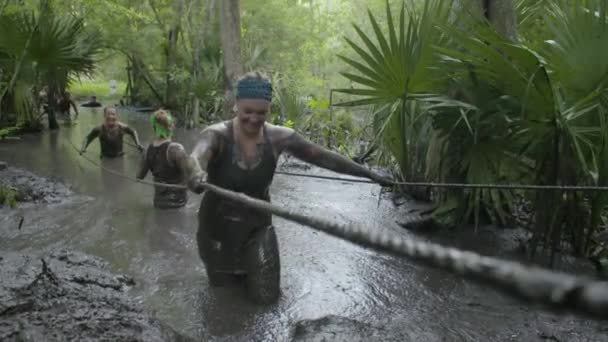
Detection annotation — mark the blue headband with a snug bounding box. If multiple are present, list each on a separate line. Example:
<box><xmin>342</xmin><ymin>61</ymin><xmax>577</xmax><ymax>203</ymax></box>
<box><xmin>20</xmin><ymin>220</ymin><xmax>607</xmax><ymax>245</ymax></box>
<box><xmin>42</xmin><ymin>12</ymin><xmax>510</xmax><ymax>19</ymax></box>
<box><xmin>236</xmin><ymin>78</ymin><xmax>272</xmax><ymax>101</ymax></box>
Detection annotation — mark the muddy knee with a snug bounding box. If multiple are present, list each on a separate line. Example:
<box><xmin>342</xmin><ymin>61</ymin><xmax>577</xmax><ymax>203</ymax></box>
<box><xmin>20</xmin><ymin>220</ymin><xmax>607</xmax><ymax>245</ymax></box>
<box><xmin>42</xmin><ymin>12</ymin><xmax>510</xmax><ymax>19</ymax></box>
<box><xmin>244</xmin><ymin>226</ymin><xmax>280</xmax><ymax>304</ymax></box>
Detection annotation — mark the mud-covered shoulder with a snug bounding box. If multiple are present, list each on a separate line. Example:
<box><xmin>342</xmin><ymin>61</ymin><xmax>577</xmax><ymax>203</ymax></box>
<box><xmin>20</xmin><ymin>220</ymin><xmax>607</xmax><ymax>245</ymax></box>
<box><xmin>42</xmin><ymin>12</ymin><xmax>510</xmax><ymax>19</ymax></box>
<box><xmin>195</xmin><ymin>121</ymin><xmax>231</xmax><ymax>153</ymax></box>
<box><xmin>88</xmin><ymin>125</ymin><xmax>102</xmax><ymax>134</ymax></box>
<box><xmin>118</xmin><ymin>122</ymin><xmax>134</xmax><ymax>132</ymax></box>
<box><xmin>201</xmin><ymin>120</ymin><xmax>230</xmax><ymax>136</ymax></box>
<box><xmin>265</xmin><ymin>122</ymin><xmax>296</xmax><ymax>151</ymax></box>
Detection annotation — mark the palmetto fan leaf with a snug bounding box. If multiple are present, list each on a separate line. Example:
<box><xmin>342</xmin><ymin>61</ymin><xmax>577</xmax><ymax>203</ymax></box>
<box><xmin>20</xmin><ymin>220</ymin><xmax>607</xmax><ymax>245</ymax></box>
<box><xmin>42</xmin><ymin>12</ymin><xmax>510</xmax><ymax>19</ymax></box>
<box><xmin>333</xmin><ymin>0</ymin><xmax>454</xmax><ymax>183</ymax></box>
<box><xmin>0</xmin><ymin>14</ymin><xmax>33</xmax><ymax>60</ymax></box>
<box><xmin>543</xmin><ymin>1</ymin><xmax>608</xmax><ymax>103</ymax></box>
<box><xmin>1</xmin><ymin>12</ymin><xmax>101</xmax><ymax>82</ymax></box>
<box><xmin>437</xmin><ymin>22</ymin><xmax>555</xmax><ymax>121</ymax></box>
<box><xmin>334</xmin><ymin>0</ymin><xmax>453</xmax><ymax>107</ymax></box>
<box><xmin>29</xmin><ymin>14</ymin><xmax>101</xmax><ymax>79</ymax></box>
<box><xmin>0</xmin><ymin>10</ymin><xmax>101</xmax><ymax>128</ymax></box>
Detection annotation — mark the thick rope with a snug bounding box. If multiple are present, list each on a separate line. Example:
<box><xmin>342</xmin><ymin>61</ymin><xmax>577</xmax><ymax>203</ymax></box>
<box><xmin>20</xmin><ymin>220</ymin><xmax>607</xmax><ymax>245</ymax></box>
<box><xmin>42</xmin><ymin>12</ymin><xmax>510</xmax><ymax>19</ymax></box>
<box><xmin>67</xmin><ymin>139</ymin><xmax>608</xmax><ymax>319</ymax></box>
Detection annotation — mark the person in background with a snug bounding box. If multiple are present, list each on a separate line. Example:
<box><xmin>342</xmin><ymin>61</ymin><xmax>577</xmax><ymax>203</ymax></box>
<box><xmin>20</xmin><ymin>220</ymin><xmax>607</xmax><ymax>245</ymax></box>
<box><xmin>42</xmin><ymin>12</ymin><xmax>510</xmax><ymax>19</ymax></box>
<box><xmin>57</xmin><ymin>91</ymin><xmax>79</xmax><ymax>122</ymax></box>
<box><xmin>81</xmin><ymin>95</ymin><xmax>102</xmax><ymax>108</ymax></box>
<box><xmin>80</xmin><ymin>106</ymin><xmax>143</xmax><ymax>158</ymax></box>
<box><xmin>136</xmin><ymin>109</ymin><xmax>189</xmax><ymax>209</ymax></box>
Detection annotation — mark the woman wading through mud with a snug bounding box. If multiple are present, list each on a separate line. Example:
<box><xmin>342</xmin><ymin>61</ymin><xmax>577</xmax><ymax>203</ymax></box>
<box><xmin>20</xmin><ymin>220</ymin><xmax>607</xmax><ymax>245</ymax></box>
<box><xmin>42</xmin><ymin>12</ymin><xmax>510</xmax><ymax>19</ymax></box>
<box><xmin>136</xmin><ymin>109</ymin><xmax>189</xmax><ymax>209</ymax></box>
<box><xmin>186</xmin><ymin>71</ymin><xmax>393</xmax><ymax>304</ymax></box>
<box><xmin>80</xmin><ymin>107</ymin><xmax>144</xmax><ymax>158</ymax></box>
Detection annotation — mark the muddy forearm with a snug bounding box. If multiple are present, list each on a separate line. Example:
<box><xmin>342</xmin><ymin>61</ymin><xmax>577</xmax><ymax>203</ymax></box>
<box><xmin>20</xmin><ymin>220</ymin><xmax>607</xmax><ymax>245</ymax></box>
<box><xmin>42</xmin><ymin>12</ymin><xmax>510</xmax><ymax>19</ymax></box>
<box><xmin>124</xmin><ymin>127</ymin><xmax>142</xmax><ymax>147</ymax></box>
<box><xmin>285</xmin><ymin>133</ymin><xmax>373</xmax><ymax>179</ymax></box>
<box><xmin>188</xmin><ymin>147</ymin><xmax>210</xmax><ymax>181</ymax></box>
<box><xmin>169</xmin><ymin>144</ymin><xmax>204</xmax><ymax>187</ymax></box>
<box><xmin>71</xmin><ymin>101</ymin><xmax>79</xmax><ymax>116</ymax></box>
<box><xmin>176</xmin><ymin>153</ymin><xmax>207</xmax><ymax>193</ymax></box>
<box><xmin>184</xmin><ymin>156</ymin><xmax>206</xmax><ymax>190</ymax></box>
<box><xmin>81</xmin><ymin>128</ymin><xmax>100</xmax><ymax>151</ymax></box>
<box><xmin>184</xmin><ymin>130</ymin><xmax>218</xmax><ymax>192</ymax></box>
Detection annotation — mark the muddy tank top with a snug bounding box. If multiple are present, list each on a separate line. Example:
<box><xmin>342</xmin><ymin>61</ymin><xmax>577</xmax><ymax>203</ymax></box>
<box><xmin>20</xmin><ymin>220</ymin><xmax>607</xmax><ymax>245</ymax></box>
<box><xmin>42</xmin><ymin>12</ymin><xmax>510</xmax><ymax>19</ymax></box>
<box><xmin>146</xmin><ymin>141</ymin><xmax>187</xmax><ymax>208</ymax></box>
<box><xmin>99</xmin><ymin>125</ymin><xmax>124</xmax><ymax>158</ymax></box>
<box><xmin>202</xmin><ymin>120</ymin><xmax>277</xmax><ymax>224</ymax></box>
<box><xmin>198</xmin><ymin>121</ymin><xmax>277</xmax><ymax>273</ymax></box>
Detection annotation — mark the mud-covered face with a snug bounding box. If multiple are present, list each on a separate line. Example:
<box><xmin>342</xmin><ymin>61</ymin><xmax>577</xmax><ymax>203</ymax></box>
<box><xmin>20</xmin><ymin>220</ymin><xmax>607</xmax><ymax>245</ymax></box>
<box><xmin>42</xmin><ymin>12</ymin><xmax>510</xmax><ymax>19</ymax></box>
<box><xmin>236</xmin><ymin>98</ymin><xmax>270</xmax><ymax>135</ymax></box>
<box><xmin>104</xmin><ymin>110</ymin><xmax>118</xmax><ymax>129</ymax></box>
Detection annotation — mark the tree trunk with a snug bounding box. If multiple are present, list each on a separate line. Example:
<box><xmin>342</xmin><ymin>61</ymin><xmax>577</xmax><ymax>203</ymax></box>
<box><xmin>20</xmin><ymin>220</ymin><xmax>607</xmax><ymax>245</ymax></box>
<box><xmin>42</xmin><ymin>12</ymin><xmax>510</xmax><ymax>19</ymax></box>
<box><xmin>46</xmin><ymin>84</ymin><xmax>59</xmax><ymax>130</ymax></box>
<box><xmin>165</xmin><ymin>0</ymin><xmax>184</xmax><ymax>111</ymax></box>
<box><xmin>486</xmin><ymin>0</ymin><xmax>518</xmax><ymax>41</ymax></box>
<box><xmin>185</xmin><ymin>0</ymin><xmax>215</xmax><ymax>128</ymax></box>
<box><xmin>125</xmin><ymin>63</ymin><xmax>133</xmax><ymax>105</ymax></box>
<box><xmin>454</xmin><ymin>0</ymin><xmax>518</xmax><ymax>41</ymax></box>
<box><xmin>220</xmin><ymin>0</ymin><xmax>244</xmax><ymax>118</ymax></box>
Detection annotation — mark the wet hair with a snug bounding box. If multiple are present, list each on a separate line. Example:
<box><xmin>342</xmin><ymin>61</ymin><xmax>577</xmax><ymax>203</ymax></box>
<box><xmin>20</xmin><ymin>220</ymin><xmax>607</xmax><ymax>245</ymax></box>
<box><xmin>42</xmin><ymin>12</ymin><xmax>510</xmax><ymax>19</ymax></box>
<box><xmin>151</xmin><ymin>109</ymin><xmax>174</xmax><ymax>138</ymax></box>
<box><xmin>103</xmin><ymin>106</ymin><xmax>118</xmax><ymax>117</ymax></box>
<box><xmin>235</xmin><ymin>71</ymin><xmax>272</xmax><ymax>102</ymax></box>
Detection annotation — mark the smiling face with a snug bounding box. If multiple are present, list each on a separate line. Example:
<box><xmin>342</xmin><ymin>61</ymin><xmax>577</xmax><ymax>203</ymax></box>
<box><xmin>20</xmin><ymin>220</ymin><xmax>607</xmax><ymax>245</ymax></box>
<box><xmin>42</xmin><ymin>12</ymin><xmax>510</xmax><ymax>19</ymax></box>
<box><xmin>235</xmin><ymin>98</ymin><xmax>270</xmax><ymax>136</ymax></box>
<box><xmin>103</xmin><ymin>108</ymin><xmax>118</xmax><ymax>129</ymax></box>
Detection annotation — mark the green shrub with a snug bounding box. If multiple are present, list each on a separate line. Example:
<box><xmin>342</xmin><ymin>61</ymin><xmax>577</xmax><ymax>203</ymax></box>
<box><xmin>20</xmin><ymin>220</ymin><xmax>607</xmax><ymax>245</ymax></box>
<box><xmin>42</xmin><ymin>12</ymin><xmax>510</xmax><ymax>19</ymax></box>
<box><xmin>0</xmin><ymin>185</ymin><xmax>18</xmax><ymax>208</ymax></box>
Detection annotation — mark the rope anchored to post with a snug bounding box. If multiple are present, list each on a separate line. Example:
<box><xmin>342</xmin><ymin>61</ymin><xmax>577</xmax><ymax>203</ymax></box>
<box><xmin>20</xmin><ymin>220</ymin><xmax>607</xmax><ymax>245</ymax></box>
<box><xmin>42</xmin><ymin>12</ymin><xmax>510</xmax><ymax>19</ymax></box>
<box><xmin>68</xmin><ymin>139</ymin><xmax>608</xmax><ymax>320</ymax></box>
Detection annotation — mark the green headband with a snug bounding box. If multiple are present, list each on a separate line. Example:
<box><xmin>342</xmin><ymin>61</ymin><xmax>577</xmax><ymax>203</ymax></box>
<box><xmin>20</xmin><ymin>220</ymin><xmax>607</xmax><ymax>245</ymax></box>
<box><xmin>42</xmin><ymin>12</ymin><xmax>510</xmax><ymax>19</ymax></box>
<box><xmin>151</xmin><ymin>113</ymin><xmax>173</xmax><ymax>139</ymax></box>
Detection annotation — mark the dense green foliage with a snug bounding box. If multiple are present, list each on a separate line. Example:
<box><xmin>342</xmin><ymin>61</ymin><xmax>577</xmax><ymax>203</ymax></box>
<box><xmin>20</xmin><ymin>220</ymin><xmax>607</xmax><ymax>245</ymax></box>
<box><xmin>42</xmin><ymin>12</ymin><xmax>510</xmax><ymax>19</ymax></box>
<box><xmin>0</xmin><ymin>1</ymin><xmax>101</xmax><ymax>129</ymax></box>
<box><xmin>338</xmin><ymin>0</ymin><xmax>608</xmax><ymax>263</ymax></box>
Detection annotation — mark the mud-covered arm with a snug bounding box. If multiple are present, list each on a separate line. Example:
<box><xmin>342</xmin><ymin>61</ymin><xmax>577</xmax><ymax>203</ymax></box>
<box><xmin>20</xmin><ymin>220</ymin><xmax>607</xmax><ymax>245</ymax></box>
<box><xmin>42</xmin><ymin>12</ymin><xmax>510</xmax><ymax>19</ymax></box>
<box><xmin>136</xmin><ymin>146</ymin><xmax>149</xmax><ymax>180</ymax></box>
<box><xmin>280</xmin><ymin>129</ymin><xmax>392</xmax><ymax>185</ymax></box>
<box><xmin>167</xmin><ymin>143</ymin><xmax>191</xmax><ymax>182</ymax></box>
<box><xmin>80</xmin><ymin>127</ymin><xmax>101</xmax><ymax>153</ymax></box>
<box><xmin>70</xmin><ymin>100</ymin><xmax>79</xmax><ymax>117</ymax></box>
<box><xmin>123</xmin><ymin>126</ymin><xmax>143</xmax><ymax>151</ymax></box>
<box><xmin>183</xmin><ymin>129</ymin><xmax>220</xmax><ymax>193</ymax></box>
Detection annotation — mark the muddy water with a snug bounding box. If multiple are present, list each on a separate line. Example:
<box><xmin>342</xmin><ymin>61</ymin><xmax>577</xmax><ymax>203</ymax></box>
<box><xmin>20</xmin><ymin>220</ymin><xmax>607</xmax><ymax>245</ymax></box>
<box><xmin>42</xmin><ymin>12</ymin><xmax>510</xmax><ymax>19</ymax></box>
<box><xmin>1</xmin><ymin>108</ymin><xmax>606</xmax><ymax>341</ymax></box>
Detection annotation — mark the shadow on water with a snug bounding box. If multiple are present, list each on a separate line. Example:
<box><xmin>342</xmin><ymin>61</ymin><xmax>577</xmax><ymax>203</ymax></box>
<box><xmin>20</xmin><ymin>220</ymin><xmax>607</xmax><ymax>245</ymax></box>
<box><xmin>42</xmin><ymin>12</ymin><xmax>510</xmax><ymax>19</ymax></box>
<box><xmin>1</xmin><ymin>107</ymin><xmax>606</xmax><ymax>341</ymax></box>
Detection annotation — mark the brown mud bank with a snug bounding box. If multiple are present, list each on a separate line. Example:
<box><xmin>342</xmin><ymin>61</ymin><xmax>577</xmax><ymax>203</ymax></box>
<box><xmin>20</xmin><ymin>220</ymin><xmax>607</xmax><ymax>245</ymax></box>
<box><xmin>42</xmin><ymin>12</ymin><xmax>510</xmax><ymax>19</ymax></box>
<box><xmin>0</xmin><ymin>161</ymin><xmax>78</xmax><ymax>205</ymax></box>
<box><xmin>0</xmin><ymin>165</ymin><xmax>190</xmax><ymax>341</ymax></box>
<box><xmin>0</xmin><ymin>250</ymin><xmax>194</xmax><ymax>342</ymax></box>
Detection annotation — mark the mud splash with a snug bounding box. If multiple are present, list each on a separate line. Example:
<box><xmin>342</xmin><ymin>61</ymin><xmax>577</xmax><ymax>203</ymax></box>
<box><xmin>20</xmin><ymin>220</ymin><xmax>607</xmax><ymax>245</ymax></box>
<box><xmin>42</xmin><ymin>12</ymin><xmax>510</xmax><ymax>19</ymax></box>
<box><xmin>0</xmin><ymin>250</ymin><xmax>193</xmax><ymax>342</ymax></box>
